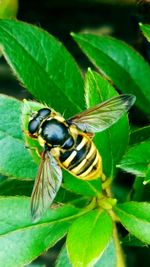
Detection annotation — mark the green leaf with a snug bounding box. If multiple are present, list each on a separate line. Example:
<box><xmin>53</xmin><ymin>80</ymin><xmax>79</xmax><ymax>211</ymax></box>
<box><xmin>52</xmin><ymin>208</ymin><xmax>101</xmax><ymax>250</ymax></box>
<box><xmin>118</xmin><ymin>139</ymin><xmax>150</xmax><ymax>177</ymax></box>
<box><xmin>0</xmin><ymin>196</ymin><xmax>80</xmax><ymax>267</ymax></box>
<box><xmin>122</xmin><ymin>234</ymin><xmax>147</xmax><ymax>247</ymax></box>
<box><xmin>72</xmin><ymin>32</ymin><xmax>150</xmax><ymax>116</ymax></box>
<box><xmin>144</xmin><ymin>168</ymin><xmax>150</xmax><ymax>185</ymax></box>
<box><xmin>26</xmin><ymin>264</ymin><xmax>45</xmax><ymax>267</ymax></box>
<box><xmin>0</xmin><ymin>174</ymin><xmax>7</xmax><ymax>183</ymax></box>
<box><xmin>85</xmin><ymin>69</ymin><xmax>129</xmax><ymax>177</ymax></box>
<box><xmin>56</xmin><ymin>245</ymin><xmax>72</xmax><ymax>267</ymax></box>
<box><xmin>112</xmin><ymin>183</ymin><xmax>130</xmax><ymax>203</ymax></box>
<box><xmin>140</xmin><ymin>23</ymin><xmax>150</xmax><ymax>42</ymax></box>
<box><xmin>94</xmin><ymin>239</ymin><xmax>116</xmax><ymax>267</ymax></box>
<box><xmin>63</xmin><ymin>171</ymin><xmax>102</xmax><ymax>197</ymax></box>
<box><xmin>67</xmin><ymin>209</ymin><xmax>113</xmax><ymax>267</ymax></box>
<box><xmin>0</xmin><ymin>95</ymin><xmax>37</xmax><ymax>179</ymax></box>
<box><xmin>56</xmin><ymin>239</ymin><xmax>117</xmax><ymax>267</ymax></box>
<box><xmin>130</xmin><ymin>125</ymin><xmax>150</xmax><ymax>145</ymax></box>
<box><xmin>0</xmin><ymin>131</ymin><xmax>37</xmax><ymax>179</ymax></box>
<box><xmin>0</xmin><ymin>19</ymin><xmax>84</xmax><ymax>117</ymax></box>
<box><xmin>132</xmin><ymin>177</ymin><xmax>144</xmax><ymax>201</ymax></box>
<box><xmin>115</xmin><ymin>201</ymin><xmax>150</xmax><ymax>244</ymax></box>
<box><xmin>0</xmin><ymin>178</ymin><xmax>33</xmax><ymax>196</ymax></box>
<box><xmin>55</xmin><ymin>187</ymin><xmax>91</xmax><ymax>209</ymax></box>
<box><xmin>0</xmin><ymin>94</ymin><xmax>23</xmax><ymax>140</ymax></box>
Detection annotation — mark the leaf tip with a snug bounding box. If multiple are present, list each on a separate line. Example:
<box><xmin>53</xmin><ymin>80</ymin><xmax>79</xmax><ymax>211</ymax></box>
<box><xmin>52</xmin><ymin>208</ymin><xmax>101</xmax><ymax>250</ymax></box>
<box><xmin>139</xmin><ymin>22</ymin><xmax>143</xmax><ymax>28</ymax></box>
<box><xmin>70</xmin><ymin>32</ymin><xmax>78</xmax><ymax>40</ymax></box>
<box><xmin>143</xmin><ymin>180</ymin><xmax>148</xmax><ymax>185</ymax></box>
<box><xmin>139</xmin><ymin>22</ymin><xmax>145</xmax><ymax>32</ymax></box>
<box><xmin>87</xmin><ymin>67</ymin><xmax>92</xmax><ymax>72</ymax></box>
<box><xmin>23</xmin><ymin>98</ymin><xmax>27</xmax><ymax>103</ymax></box>
<box><xmin>70</xmin><ymin>32</ymin><xmax>75</xmax><ymax>37</ymax></box>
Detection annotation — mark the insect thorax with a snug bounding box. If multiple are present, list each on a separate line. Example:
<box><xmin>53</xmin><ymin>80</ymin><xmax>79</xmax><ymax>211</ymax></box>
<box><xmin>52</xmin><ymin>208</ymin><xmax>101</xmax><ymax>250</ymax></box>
<box><xmin>38</xmin><ymin>113</ymin><xmax>76</xmax><ymax>150</ymax></box>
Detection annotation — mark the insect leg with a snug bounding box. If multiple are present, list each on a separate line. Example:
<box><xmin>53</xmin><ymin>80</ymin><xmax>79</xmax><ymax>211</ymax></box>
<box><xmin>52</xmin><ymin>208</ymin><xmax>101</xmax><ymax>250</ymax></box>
<box><xmin>25</xmin><ymin>145</ymin><xmax>42</xmax><ymax>157</ymax></box>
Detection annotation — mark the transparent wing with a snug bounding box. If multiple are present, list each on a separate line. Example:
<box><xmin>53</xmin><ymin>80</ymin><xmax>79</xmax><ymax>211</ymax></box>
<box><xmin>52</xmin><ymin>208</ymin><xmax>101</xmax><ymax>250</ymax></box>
<box><xmin>31</xmin><ymin>149</ymin><xmax>62</xmax><ymax>222</ymax></box>
<box><xmin>68</xmin><ymin>94</ymin><xmax>136</xmax><ymax>133</ymax></box>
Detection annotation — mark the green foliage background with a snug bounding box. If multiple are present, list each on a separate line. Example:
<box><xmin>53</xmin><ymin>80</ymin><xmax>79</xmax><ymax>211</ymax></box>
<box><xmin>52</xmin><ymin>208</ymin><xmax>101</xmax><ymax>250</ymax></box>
<box><xmin>0</xmin><ymin>19</ymin><xmax>149</xmax><ymax>267</ymax></box>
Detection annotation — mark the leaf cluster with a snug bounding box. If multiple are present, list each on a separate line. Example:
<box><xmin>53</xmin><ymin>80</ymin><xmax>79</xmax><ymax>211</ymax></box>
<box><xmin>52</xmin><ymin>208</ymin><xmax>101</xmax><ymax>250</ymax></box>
<box><xmin>0</xmin><ymin>19</ymin><xmax>149</xmax><ymax>267</ymax></box>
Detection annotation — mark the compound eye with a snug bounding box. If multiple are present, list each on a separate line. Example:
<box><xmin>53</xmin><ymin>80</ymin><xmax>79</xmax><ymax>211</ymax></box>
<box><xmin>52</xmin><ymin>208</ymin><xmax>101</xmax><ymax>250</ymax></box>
<box><xmin>38</xmin><ymin>108</ymin><xmax>51</xmax><ymax>118</ymax></box>
<box><xmin>28</xmin><ymin>119</ymin><xmax>40</xmax><ymax>134</ymax></box>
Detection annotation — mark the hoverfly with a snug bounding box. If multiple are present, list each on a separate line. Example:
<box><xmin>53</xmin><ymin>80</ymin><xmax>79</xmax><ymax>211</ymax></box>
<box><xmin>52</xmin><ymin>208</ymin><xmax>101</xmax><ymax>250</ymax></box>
<box><xmin>27</xmin><ymin>94</ymin><xmax>136</xmax><ymax>221</ymax></box>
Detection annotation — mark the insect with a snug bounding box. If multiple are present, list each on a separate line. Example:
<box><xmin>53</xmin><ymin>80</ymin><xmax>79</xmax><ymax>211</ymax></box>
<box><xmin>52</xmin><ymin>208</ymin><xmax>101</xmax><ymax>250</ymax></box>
<box><xmin>27</xmin><ymin>94</ymin><xmax>136</xmax><ymax>221</ymax></box>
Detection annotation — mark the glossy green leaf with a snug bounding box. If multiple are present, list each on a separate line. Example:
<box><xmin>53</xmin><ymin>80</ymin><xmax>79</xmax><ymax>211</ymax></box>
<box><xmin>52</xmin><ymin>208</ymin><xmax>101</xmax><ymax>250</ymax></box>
<box><xmin>0</xmin><ymin>19</ymin><xmax>84</xmax><ymax>117</ymax></box>
<box><xmin>85</xmin><ymin>69</ymin><xmax>129</xmax><ymax>177</ymax></box>
<box><xmin>132</xmin><ymin>177</ymin><xmax>144</xmax><ymax>201</ymax></box>
<box><xmin>26</xmin><ymin>264</ymin><xmax>45</xmax><ymax>267</ymax></box>
<box><xmin>115</xmin><ymin>202</ymin><xmax>150</xmax><ymax>244</ymax></box>
<box><xmin>0</xmin><ymin>196</ymin><xmax>80</xmax><ymax>267</ymax></box>
<box><xmin>55</xmin><ymin>187</ymin><xmax>91</xmax><ymax>209</ymax></box>
<box><xmin>94</xmin><ymin>239</ymin><xmax>116</xmax><ymax>267</ymax></box>
<box><xmin>122</xmin><ymin>234</ymin><xmax>146</xmax><ymax>247</ymax></box>
<box><xmin>0</xmin><ymin>131</ymin><xmax>37</xmax><ymax>179</ymax></box>
<box><xmin>112</xmin><ymin>183</ymin><xmax>130</xmax><ymax>203</ymax></box>
<box><xmin>130</xmin><ymin>125</ymin><xmax>150</xmax><ymax>145</ymax></box>
<box><xmin>144</xmin><ymin>168</ymin><xmax>150</xmax><ymax>185</ymax></box>
<box><xmin>118</xmin><ymin>139</ymin><xmax>150</xmax><ymax>177</ymax></box>
<box><xmin>56</xmin><ymin>239</ymin><xmax>117</xmax><ymax>267</ymax></box>
<box><xmin>67</xmin><ymin>209</ymin><xmax>113</xmax><ymax>267</ymax></box>
<box><xmin>0</xmin><ymin>94</ymin><xmax>23</xmax><ymax>140</ymax></box>
<box><xmin>0</xmin><ymin>95</ymin><xmax>37</xmax><ymax>179</ymax></box>
<box><xmin>0</xmin><ymin>178</ymin><xmax>33</xmax><ymax>196</ymax></box>
<box><xmin>56</xmin><ymin>245</ymin><xmax>72</xmax><ymax>267</ymax></box>
<box><xmin>132</xmin><ymin>176</ymin><xmax>150</xmax><ymax>201</ymax></box>
<box><xmin>63</xmin><ymin>171</ymin><xmax>102</xmax><ymax>197</ymax></box>
<box><xmin>140</xmin><ymin>23</ymin><xmax>150</xmax><ymax>42</ymax></box>
<box><xmin>0</xmin><ymin>174</ymin><xmax>7</xmax><ymax>183</ymax></box>
<box><xmin>72</xmin><ymin>32</ymin><xmax>150</xmax><ymax>116</ymax></box>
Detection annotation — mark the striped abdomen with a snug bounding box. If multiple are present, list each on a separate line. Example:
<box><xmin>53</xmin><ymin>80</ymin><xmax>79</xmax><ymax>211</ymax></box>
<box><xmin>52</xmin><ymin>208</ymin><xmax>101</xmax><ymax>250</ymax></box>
<box><xmin>59</xmin><ymin>134</ymin><xmax>102</xmax><ymax>180</ymax></box>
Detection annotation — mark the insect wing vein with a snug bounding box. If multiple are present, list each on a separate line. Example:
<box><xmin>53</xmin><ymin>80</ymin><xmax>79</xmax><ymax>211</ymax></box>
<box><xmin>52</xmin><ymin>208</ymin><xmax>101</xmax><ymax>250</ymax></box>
<box><xmin>68</xmin><ymin>94</ymin><xmax>136</xmax><ymax>133</ymax></box>
<box><xmin>31</xmin><ymin>150</ymin><xmax>62</xmax><ymax>222</ymax></box>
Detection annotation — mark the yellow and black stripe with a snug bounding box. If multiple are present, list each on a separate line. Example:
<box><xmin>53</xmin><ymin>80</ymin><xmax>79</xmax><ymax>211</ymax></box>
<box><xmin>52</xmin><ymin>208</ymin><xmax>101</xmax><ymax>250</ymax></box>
<box><xmin>59</xmin><ymin>134</ymin><xmax>102</xmax><ymax>180</ymax></box>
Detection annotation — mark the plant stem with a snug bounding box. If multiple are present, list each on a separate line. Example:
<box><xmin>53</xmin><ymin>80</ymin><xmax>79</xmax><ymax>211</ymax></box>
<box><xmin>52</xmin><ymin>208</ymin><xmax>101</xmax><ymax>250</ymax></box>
<box><xmin>113</xmin><ymin>223</ymin><xmax>126</xmax><ymax>267</ymax></box>
<box><xmin>102</xmin><ymin>172</ymin><xmax>126</xmax><ymax>267</ymax></box>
